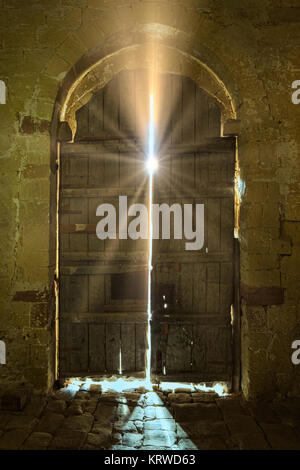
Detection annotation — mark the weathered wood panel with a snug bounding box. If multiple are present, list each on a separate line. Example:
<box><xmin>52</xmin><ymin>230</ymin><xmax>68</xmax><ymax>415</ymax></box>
<box><xmin>165</xmin><ymin>324</ymin><xmax>193</xmax><ymax>373</ymax></box>
<box><xmin>150</xmin><ymin>75</ymin><xmax>234</xmax><ymax>381</ymax></box>
<box><xmin>59</xmin><ymin>70</ymin><xmax>235</xmax><ymax>382</ymax></box>
<box><xmin>60</xmin><ymin>71</ymin><xmax>151</xmax><ymax>377</ymax></box>
<box><xmin>121</xmin><ymin>324</ymin><xmax>136</xmax><ymax>372</ymax></box>
<box><xmin>106</xmin><ymin>323</ymin><xmax>121</xmax><ymax>373</ymax></box>
<box><xmin>89</xmin><ymin>324</ymin><xmax>106</xmax><ymax>372</ymax></box>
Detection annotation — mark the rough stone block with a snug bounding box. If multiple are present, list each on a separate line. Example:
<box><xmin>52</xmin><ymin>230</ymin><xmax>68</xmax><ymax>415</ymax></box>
<box><xmin>35</xmin><ymin>412</ymin><xmax>64</xmax><ymax>434</ymax></box>
<box><xmin>172</xmin><ymin>403</ymin><xmax>221</xmax><ymax>422</ymax></box>
<box><xmin>233</xmin><ymin>432</ymin><xmax>270</xmax><ymax>450</ymax></box>
<box><xmin>86</xmin><ymin>430</ymin><xmax>112</xmax><ymax>449</ymax></box>
<box><xmin>144</xmin><ymin>419</ymin><xmax>176</xmax><ymax>432</ymax></box>
<box><xmin>62</xmin><ymin>414</ymin><xmax>94</xmax><ymax>432</ymax></box>
<box><xmin>223</xmin><ymin>119</ymin><xmax>241</xmax><ymax>136</ymax></box>
<box><xmin>178</xmin><ymin>438</ymin><xmax>198</xmax><ymax>450</ymax></box>
<box><xmin>48</xmin><ymin>429</ymin><xmax>87</xmax><ymax>450</ymax></box>
<box><xmin>191</xmin><ymin>392</ymin><xmax>217</xmax><ymax>403</ymax></box>
<box><xmin>143</xmin><ymin>429</ymin><xmax>176</xmax><ymax>448</ymax></box>
<box><xmin>0</xmin><ymin>389</ymin><xmax>28</xmax><ymax>411</ymax></box>
<box><xmin>144</xmin><ymin>406</ymin><xmax>173</xmax><ymax>420</ymax></box>
<box><xmin>168</xmin><ymin>393</ymin><xmax>192</xmax><ymax>404</ymax></box>
<box><xmin>0</xmin><ymin>429</ymin><xmax>30</xmax><ymax>450</ymax></box>
<box><xmin>22</xmin><ymin>432</ymin><xmax>52</xmax><ymax>450</ymax></box>
<box><xmin>45</xmin><ymin>399</ymin><xmax>67</xmax><ymax>414</ymax></box>
<box><xmin>226</xmin><ymin>414</ymin><xmax>262</xmax><ymax>435</ymax></box>
<box><xmin>259</xmin><ymin>423</ymin><xmax>300</xmax><ymax>450</ymax></box>
<box><xmin>122</xmin><ymin>432</ymin><xmax>143</xmax><ymax>448</ymax></box>
<box><xmin>5</xmin><ymin>415</ymin><xmax>38</xmax><ymax>431</ymax></box>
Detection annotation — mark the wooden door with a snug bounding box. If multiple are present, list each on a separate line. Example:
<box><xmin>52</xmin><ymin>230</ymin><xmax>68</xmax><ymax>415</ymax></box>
<box><xmin>151</xmin><ymin>74</ymin><xmax>235</xmax><ymax>382</ymax></box>
<box><xmin>58</xmin><ymin>70</ymin><xmax>236</xmax><ymax>383</ymax></box>
<box><xmin>59</xmin><ymin>70</ymin><xmax>150</xmax><ymax>377</ymax></box>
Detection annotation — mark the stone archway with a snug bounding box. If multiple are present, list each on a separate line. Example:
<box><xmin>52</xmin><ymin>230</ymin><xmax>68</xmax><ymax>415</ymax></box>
<box><xmin>51</xmin><ymin>24</ymin><xmax>241</xmax><ymax>389</ymax></box>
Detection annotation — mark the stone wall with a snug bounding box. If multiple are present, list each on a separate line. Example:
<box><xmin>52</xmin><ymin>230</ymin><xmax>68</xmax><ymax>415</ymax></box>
<box><xmin>0</xmin><ymin>0</ymin><xmax>300</xmax><ymax>399</ymax></box>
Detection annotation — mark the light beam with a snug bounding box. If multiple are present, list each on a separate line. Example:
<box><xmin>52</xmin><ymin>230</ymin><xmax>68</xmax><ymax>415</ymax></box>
<box><xmin>145</xmin><ymin>93</ymin><xmax>156</xmax><ymax>385</ymax></box>
<box><xmin>146</xmin><ymin>94</ymin><xmax>158</xmax><ymax>175</ymax></box>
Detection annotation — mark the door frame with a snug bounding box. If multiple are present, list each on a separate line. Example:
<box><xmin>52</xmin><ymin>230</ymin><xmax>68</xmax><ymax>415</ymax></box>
<box><xmin>50</xmin><ymin>33</ymin><xmax>241</xmax><ymax>391</ymax></box>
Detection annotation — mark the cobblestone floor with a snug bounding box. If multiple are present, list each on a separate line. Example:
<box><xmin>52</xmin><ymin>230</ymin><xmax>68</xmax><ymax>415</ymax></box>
<box><xmin>0</xmin><ymin>380</ymin><xmax>300</xmax><ymax>450</ymax></box>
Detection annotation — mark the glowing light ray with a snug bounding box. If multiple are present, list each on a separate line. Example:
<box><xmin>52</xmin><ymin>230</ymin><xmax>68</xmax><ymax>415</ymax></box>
<box><xmin>145</xmin><ymin>93</ymin><xmax>157</xmax><ymax>385</ymax></box>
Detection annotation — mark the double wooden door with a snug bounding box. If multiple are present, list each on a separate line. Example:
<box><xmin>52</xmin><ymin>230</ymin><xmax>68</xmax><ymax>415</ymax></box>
<box><xmin>59</xmin><ymin>70</ymin><xmax>235</xmax><ymax>383</ymax></box>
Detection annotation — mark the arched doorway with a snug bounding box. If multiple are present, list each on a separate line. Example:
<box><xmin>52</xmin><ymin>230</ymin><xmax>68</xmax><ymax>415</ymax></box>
<box><xmin>57</xmin><ymin>69</ymin><xmax>237</xmax><ymax>387</ymax></box>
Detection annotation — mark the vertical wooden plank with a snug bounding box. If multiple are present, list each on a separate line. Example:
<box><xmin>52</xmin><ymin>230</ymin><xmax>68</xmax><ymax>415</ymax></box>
<box><xmin>157</xmin><ymin>73</ymin><xmax>172</xmax><ymax>150</ymax></box>
<box><xmin>194</xmin><ymin>195</ymin><xmax>207</xmax><ymax>257</ymax></box>
<box><xmin>139</xmin><ymin>192</ymin><xmax>149</xmax><ymax>254</ymax></box>
<box><xmin>221</xmin><ymin>197</ymin><xmax>234</xmax><ymax>254</ymax></box>
<box><xmin>227</xmin><ymin>151</ymin><xmax>235</xmax><ymax>184</ymax></box>
<box><xmin>103</xmin><ymin>75</ymin><xmax>119</xmax><ymax>137</ymax></box>
<box><xmin>89</xmin><ymin>274</ymin><xmax>105</xmax><ymax>313</ymax></box>
<box><xmin>89</xmin><ymin>197</ymin><xmax>105</xmax><ymax>252</ymax></box>
<box><xmin>195</xmin><ymin>153</ymin><xmax>209</xmax><ymax>189</ymax></box>
<box><xmin>206</xmin><ymin>263</ymin><xmax>220</xmax><ymax>314</ymax></box>
<box><xmin>105</xmin><ymin>152</ymin><xmax>119</xmax><ymax>188</ymax></box>
<box><xmin>166</xmin><ymin>324</ymin><xmax>192</xmax><ymax>372</ymax></box>
<box><xmin>106</xmin><ymin>323</ymin><xmax>121</xmax><ymax>372</ymax></box>
<box><xmin>135</xmin><ymin>149</ymin><xmax>147</xmax><ymax>190</ymax></box>
<box><xmin>167</xmin><ymin>262</ymin><xmax>180</xmax><ymax>313</ymax></box>
<box><xmin>192</xmin><ymin>324</ymin><xmax>206</xmax><ymax>372</ymax></box>
<box><xmin>119</xmin><ymin>70</ymin><xmax>136</xmax><ymax>136</ymax></box>
<box><xmin>89</xmin><ymin>324</ymin><xmax>106</xmax><ymax>372</ymax></box>
<box><xmin>197</xmin><ymin>264</ymin><xmax>207</xmax><ymax>313</ymax></box>
<box><xmin>157</xmin><ymin>153</ymin><xmax>171</xmax><ymax>196</ymax></box>
<box><xmin>191</xmin><ymin>263</ymin><xmax>198</xmax><ymax>314</ymax></box>
<box><xmin>59</xmin><ymin>203</ymin><xmax>70</xmax><ymax>253</ymax></box>
<box><xmin>69</xmin><ymin>275</ymin><xmax>89</xmax><ymax>313</ymax></box>
<box><xmin>171</xmin><ymin>74</ymin><xmax>183</xmax><ymax>145</ymax></box>
<box><xmin>70</xmin><ymin>323</ymin><xmax>89</xmax><ymax>372</ymax></box>
<box><xmin>69</xmin><ymin>198</ymin><xmax>88</xmax><ymax>253</ymax></box>
<box><xmin>126</xmin><ymin>194</ymin><xmax>146</xmax><ymax>253</ymax></box>
<box><xmin>218</xmin><ymin>154</ymin><xmax>228</xmax><ymax>182</ymax></box>
<box><xmin>89</xmin><ymin>90</ymin><xmax>104</xmax><ymax>137</ymax></box>
<box><xmin>181</xmin><ymin>263</ymin><xmax>193</xmax><ymax>312</ymax></box>
<box><xmin>232</xmin><ymin>238</ymin><xmax>241</xmax><ymax>392</ymax></box>
<box><xmin>220</xmin><ymin>262</ymin><xmax>233</xmax><ymax>314</ymax></box>
<box><xmin>167</xmin><ymin>196</ymin><xmax>181</xmax><ymax>254</ymax></box>
<box><xmin>180</xmin><ymin>196</ymin><xmax>192</xmax><ymax>253</ymax></box>
<box><xmin>171</xmin><ymin>154</ymin><xmax>182</xmax><ymax>194</ymax></box>
<box><xmin>89</xmin><ymin>152</ymin><xmax>105</xmax><ymax>187</ymax></box>
<box><xmin>135</xmin><ymin>323</ymin><xmax>146</xmax><ymax>371</ymax></box>
<box><xmin>182</xmin><ymin>77</ymin><xmax>195</xmax><ymax>144</ymax></box>
<box><xmin>155</xmin><ymin>198</ymin><xmax>169</xmax><ymax>254</ymax></box>
<box><xmin>181</xmin><ymin>154</ymin><xmax>195</xmax><ymax>195</ymax></box>
<box><xmin>208</xmin><ymin>153</ymin><xmax>223</xmax><ymax>183</ymax></box>
<box><xmin>195</xmin><ymin>88</ymin><xmax>209</xmax><ymax>140</ymax></box>
<box><xmin>59</xmin><ymin>322</ymin><xmax>70</xmax><ymax>373</ymax></box>
<box><xmin>59</xmin><ymin>275</ymin><xmax>69</xmax><ymax>313</ymax></box>
<box><xmin>207</xmin><ymin>198</ymin><xmax>221</xmax><ymax>252</ymax></box>
<box><xmin>208</xmin><ymin>99</ymin><xmax>221</xmax><ymax>138</ymax></box>
<box><xmin>104</xmin><ymin>195</ymin><xmax>119</xmax><ymax>253</ymax></box>
<box><xmin>104</xmin><ymin>274</ymin><xmax>111</xmax><ymax>306</ymax></box>
<box><xmin>60</xmin><ymin>154</ymin><xmax>70</xmax><ymax>187</ymax></box>
<box><xmin>135</xmin><ymin>69</ymin><xmax>149</xmax><ymax>142</ymax></box>
<box><xmin>121</xmin><ymin>324</ymin><xmax>136</xmax><ymax>372</ymax></box>
<box><xmin>68</xmin><ymin>155</ymin><xmax>88</xmax><ymax>187</ymax></box>
<box><xmin>120</xmin><ymin>151</ymin><xmax>136</xmax><ymax>188</ymax></box>
<box><xmin>206</xmin><ymin>326</ymin><xmax>231</xmax><ymax>374</ymax></box>
<box><xmin>75</xmin><ymin>105</ymin><xmax>89</xmax><ymax>140</ymax></box>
